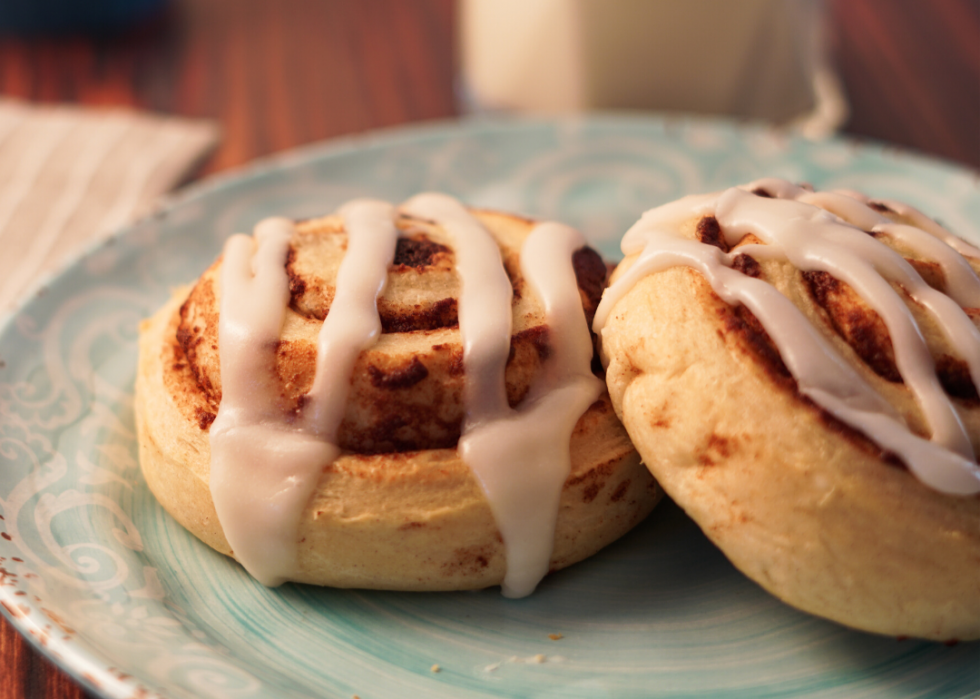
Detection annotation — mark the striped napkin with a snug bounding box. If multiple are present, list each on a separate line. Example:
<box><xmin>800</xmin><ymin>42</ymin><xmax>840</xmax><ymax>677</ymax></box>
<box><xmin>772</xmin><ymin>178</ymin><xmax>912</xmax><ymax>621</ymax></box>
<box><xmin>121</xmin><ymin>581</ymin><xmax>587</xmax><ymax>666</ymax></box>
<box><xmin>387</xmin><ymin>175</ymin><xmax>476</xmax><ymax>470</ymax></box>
<box><xmin>0</xmin><ymin>98</ymin><xmax>219</xmax><ymax>312</ymax></box>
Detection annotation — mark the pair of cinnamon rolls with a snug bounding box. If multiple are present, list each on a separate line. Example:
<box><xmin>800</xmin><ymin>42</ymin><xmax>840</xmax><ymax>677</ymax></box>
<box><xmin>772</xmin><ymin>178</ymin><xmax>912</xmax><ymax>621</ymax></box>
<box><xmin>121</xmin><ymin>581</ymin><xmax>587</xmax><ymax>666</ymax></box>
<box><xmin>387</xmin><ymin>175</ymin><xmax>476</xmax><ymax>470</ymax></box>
<box><xmin>135</xmin><ymin>182</ymin><xmax>980</xmax><ymax>641</ymax></box>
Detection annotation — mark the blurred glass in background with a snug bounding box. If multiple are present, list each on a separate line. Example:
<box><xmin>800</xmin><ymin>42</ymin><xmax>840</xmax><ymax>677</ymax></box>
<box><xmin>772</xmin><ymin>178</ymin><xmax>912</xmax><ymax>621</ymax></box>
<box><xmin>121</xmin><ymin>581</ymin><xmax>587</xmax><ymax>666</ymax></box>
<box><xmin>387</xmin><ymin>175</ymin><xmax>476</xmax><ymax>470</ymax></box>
<box><xmin>460</xmin><ymin>0</ymin><xmax>848</xmax><ymax>138</ymax></box>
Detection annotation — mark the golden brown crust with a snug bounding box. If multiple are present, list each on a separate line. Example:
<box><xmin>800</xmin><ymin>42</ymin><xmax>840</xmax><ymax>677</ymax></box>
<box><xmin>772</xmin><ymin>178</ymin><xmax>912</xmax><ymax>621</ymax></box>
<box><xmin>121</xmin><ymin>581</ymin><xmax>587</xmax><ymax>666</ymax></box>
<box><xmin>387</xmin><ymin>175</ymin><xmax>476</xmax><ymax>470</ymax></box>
<box><xmin>138</xmin><ymin>209</ymin><xmax>662</xmax><ymax>590</ymax></box>
<box><xmin>600</xmin><ymin>202</ymin><xmax>980</xmax><ymax>641</ymax></box>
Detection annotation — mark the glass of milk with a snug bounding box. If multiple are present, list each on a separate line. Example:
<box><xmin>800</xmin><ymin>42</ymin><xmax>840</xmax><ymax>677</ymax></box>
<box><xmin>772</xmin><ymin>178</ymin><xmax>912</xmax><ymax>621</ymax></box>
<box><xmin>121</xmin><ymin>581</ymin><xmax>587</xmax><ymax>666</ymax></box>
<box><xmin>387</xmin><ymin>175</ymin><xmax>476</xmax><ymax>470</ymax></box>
<box><xmin>458</xmin><ymin>0</ymin><xmax>846</xmax><ymax>138</ymax></box>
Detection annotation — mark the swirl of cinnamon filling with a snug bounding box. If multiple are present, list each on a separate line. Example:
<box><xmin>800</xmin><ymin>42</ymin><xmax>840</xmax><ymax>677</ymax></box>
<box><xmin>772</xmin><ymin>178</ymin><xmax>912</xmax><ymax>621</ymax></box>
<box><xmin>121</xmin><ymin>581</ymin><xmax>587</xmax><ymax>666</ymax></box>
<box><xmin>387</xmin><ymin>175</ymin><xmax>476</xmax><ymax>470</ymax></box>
<box><xmin>176</xmin><ymin>208</ymin><xmax>607</xmax><ymax>453</ymax></box>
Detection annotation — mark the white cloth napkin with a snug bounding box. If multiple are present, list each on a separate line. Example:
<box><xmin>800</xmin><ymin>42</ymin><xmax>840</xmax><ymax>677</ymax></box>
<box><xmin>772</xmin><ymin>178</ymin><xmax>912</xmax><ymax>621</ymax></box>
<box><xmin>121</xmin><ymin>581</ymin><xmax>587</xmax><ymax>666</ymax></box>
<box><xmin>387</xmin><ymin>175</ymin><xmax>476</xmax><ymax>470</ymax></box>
<box><xmin>0</xmin><ymin>98</ymin><xmax>219</xmax><ymax>312</ymax></box>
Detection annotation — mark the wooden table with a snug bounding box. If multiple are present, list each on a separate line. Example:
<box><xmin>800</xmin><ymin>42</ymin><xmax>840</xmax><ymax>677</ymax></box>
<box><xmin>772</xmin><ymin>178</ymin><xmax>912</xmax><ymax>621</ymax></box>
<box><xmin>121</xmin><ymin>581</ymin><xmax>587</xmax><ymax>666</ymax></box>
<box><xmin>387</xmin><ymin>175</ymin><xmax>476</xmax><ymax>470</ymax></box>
<box><xmin>0</xmin><ymin>1</ymin><xmax>976</xmax><ymax>697</ymax></box>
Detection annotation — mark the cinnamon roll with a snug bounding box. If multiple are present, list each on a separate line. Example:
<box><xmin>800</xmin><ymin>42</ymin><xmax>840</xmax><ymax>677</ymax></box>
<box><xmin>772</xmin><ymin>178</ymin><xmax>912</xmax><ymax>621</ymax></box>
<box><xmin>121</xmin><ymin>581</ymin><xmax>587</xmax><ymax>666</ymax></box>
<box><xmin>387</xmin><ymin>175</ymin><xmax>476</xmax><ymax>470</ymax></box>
<box><xmin>136</xmin><ymin>195</ymin><xmax>660</xmax><ymax>595</ymax></box>
<box><xmin>595</xmin><ymin>179</ymin><xmax>980</xmax><ymax>641</ymax></box>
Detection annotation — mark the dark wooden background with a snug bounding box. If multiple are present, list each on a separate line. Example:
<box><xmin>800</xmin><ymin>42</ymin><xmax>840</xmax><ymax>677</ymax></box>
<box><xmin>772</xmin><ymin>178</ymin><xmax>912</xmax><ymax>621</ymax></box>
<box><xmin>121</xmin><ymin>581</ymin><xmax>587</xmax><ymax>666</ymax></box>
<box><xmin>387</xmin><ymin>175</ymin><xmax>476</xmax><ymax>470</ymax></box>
<box><xmin>0</xmin><ymin>1</ymin><xmax>977</xmax><ymax>697</ymax></box>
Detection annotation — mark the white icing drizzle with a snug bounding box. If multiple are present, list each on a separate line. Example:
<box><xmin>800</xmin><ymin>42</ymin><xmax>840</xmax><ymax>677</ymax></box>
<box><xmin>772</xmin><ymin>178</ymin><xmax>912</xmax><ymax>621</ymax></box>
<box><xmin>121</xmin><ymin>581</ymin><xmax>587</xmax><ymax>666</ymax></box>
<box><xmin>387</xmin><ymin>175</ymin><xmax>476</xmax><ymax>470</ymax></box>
<box><xmin>210</xmin><ymin>202</ymin><xmax>397</xmax><ymax>586</ymax></box>
<box><xmin>595</xmin><ymin>179</ymin><xmax>980</xmax><ymax>496</ymax></box>
<box><xmin>300</xmin><ymin>199</ymin><xmax>399</xmax><ymax>435</ymax></box>
<box><xmin>456</xmin><ymin>222</ymin><xmax>603</xmax><ymax>597</ymax></box>
<box><xmin>210</xmin><ymin>195</ymin><xmax>600</xmax><ymax>592</ymax></box>
<box><xmin>834</xmin><ymin>186</ymin><xmax>980</xmax><ymax>260</ymax></box>
<box><xmin>209</xmin><ymin>218</ymin><xmax>335</xmax><ymax>586</ymax></box>
<box><xmin>400</xmin><ymin>196</ymin><xmax>602</xmax><ymax>597</ymax></box>
<box><xmin>762</xmin><ymin>179</ymin><xmax>980</xmax><ymax>308</ymax></box>
<box><xmin>401</xmin><ymin>194</ymin><xmax>514</xmax><ymax>425</ymax></box>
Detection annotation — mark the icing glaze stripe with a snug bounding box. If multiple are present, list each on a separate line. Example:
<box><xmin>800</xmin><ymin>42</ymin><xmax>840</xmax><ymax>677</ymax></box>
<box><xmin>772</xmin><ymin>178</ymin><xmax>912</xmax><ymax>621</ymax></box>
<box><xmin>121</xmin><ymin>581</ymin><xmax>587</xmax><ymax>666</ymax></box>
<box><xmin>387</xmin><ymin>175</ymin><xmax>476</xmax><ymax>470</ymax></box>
<box><xmin>461</xmin><ymin>221</ymin><xmax>604</xmax><ymax>597</ymax></box>
<box><xmin>211</xmin><ymin>203</ymin><xmax>400</xmax><ymax>586</ymax></box>
<box><xmin>401</xmin><ymin>195</ymin><xmax>602</xmax><ymax>597</ymax></box>
<box><xmin>301</xmin><ymin>199</ymin><xmax>399</xmax><ymax>435</ymax></box>
<box><xmin>209</xmin><ymin>218</ymin><xmax>337</xmax><ymax>586</ymax></box>
<box><xmin>715</xmin><ymin>187</ymin><xmax>973</xmax><ymax>459</ymax></box>
<box><xmin>401</xmin><ymin>193</ymin><xmax>513</xmax><ymax>426</ymax></box>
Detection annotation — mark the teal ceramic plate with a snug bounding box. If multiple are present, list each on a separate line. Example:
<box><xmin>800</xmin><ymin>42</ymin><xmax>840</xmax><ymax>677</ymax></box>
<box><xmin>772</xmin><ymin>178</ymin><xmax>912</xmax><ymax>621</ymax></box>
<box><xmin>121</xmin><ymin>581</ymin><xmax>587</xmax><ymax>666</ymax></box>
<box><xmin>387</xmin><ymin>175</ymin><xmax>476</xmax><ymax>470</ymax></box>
<box><xmin>1</xmin><ymin>116</ymin><xmax>978</xmax><ymax>699</ymax></box>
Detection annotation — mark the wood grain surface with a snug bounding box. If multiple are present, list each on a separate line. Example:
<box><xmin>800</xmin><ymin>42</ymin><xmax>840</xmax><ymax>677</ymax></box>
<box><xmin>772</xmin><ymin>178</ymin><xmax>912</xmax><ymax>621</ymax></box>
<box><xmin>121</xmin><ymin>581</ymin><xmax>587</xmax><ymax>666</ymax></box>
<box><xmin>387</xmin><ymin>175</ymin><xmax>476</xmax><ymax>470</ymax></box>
<box><xmin>0</xmin><ymin>1</ymin><xmax>976</xmax><ymax>697</ymax></box>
